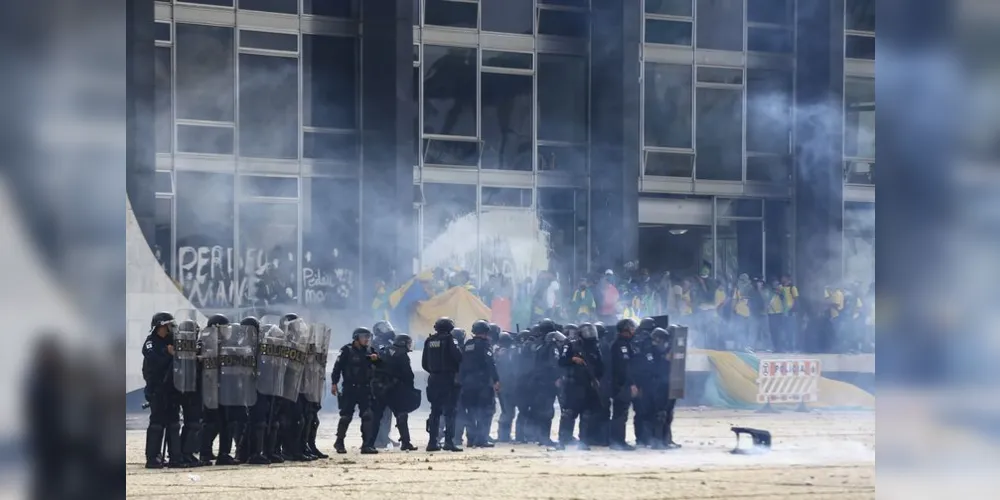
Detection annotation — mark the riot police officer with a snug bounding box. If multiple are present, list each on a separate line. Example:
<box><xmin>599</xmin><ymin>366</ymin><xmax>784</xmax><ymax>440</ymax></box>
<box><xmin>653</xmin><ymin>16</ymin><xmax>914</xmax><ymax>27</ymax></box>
<box><xmin>588</xmin><ymin>322</ymin><xmax>614</xmax><ymax>447</ymax></box>
<box><xmin>513</xmin><ymin>329</ymin><xmax>538</xmax><ymax>443</ymax></box>
<box><xmin>459</xmin><ymin>320</ymin><xmax>500</xmax><ymax>448</ymax></box>
<box><xmin>421</xmin><ymin>317</ymin><xmax>464</xmax><ymax>452</ymax></box>
<box><xmin>649</xmin><ymin>328</ymin><xmax>681</xmax><ymax>450</ymax></box>
<box><xmin>175</xmin><ymin>313</ymin><xmax>206</xmax><ymax>467</ymax></box>
<box><xmin>198</xmin><ymin>314</ymin><xmax>227</xmax><ymax>465</ymax></box>
<box><xmin>142</xmin><ymin>311</ymin><xmax>181</xmax><ymax>469</ymax></box>
<box><xmin>487</xmin><ymin>323</ymin><xmax>502</xmax><ymax>347</ymax></box>
<box><xmin>557</xmin><ymin>323</ymin><xmax>603</xmax><ymax>450</ymax></box>
<box><xmin>369</xmin><ymin>334</ymin><xmax>420</xmax><ymax>451</ymax></box>
<box><xmin>371</xmin><ymin>321</ymin><xmax>397</xmax><ymax>449</ymax></box>
<box><xmin>531</xmin><ymin>320</ymin><xmax>562</xmax><ymax>447</ymax></box>
<box><xmin>631</xmin><ymin>317</ymin><xmax>657</xmax><ymax>447</ymax></box>
<box><xmin>245</xmin><ymin>318</ymin><xmax>288</xmax><ymax>465</ymax></box>
<box><xmin>609</xmin><ymin>319</ymin><xmax>639</xmax><ymax>451</ymax></box>
<box><xmin>331</xmin><ymin>327</ymin><xmax>381</xmax><ymax>454</ymax></box>
<box><xmin>494</xmin><ymin>332</ymin><xmax>519</xmax><ymax>443</ymax></box>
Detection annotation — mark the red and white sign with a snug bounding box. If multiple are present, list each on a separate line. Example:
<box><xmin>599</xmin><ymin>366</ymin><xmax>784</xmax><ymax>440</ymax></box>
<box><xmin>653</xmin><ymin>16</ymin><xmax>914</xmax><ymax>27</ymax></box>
<box><xmin>756</xmin><ymin>358</ymin><xmax>821</xmax><ymax>404</ymax></box>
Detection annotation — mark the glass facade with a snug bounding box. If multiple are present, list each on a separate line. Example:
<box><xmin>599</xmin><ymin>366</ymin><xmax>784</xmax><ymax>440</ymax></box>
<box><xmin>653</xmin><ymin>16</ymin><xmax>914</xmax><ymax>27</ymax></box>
<box><xmin>150</xmin><ymin>0</ymin><xmax>873</xmax><ymax>312</ymax></box>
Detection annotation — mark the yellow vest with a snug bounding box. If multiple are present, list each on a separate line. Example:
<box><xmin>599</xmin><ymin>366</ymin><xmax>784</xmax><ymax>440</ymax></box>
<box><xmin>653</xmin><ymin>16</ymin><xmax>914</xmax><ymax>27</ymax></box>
<box><xmin>733</xmin><ymin>289</ymin><xmax>751</xmax><ymax>317</ymax></box>
<box><xmin>714</xmin><ymin>289</ymin><xmax>727</xmax><ymax>308</ymax></box>
<box><xmin>825</xmin><ymin>288</ymin><xmax>845</xmax><ymax>318</ymax></box>
<box><xmin>767</xmin><ymin>292</ymin><xmax>784</xmax><ymax>314</ymax></box>
<box><xmin>679</xmin><ymin>290</ymin><xmax>693</xmax><ymax>315</ymax></box>
<box><xmin>779</xmin><ymin>285</ymin><xmax>798</xmax><ymax>310</ymax></box>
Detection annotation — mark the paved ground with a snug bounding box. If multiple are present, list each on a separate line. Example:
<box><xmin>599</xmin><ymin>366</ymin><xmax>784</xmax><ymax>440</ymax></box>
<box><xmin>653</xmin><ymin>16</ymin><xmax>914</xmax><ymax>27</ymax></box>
<box><xmin>126</xmin><ymin>408</ymin><xmax>875</xmax><ymax>499</ymax></box>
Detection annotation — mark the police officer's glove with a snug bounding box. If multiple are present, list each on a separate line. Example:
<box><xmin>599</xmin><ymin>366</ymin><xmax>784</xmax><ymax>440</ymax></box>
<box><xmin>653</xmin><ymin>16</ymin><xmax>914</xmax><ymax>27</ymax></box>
<box><xmin>331</xmin><ymin>385</ymin><xmax>339</xmax><ymax>396</ymax></box>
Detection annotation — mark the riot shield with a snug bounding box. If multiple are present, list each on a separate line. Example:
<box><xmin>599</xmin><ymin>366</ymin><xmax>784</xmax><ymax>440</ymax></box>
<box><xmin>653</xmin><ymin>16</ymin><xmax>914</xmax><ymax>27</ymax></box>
<box><xmin>200</xmin><ymin>325</ymin><xmax>222</xmax><ymax>410</ymax></box>
<box><xmin>667</xmin><ymin>324</ymin><xmax>688</xmax><ymax>400</ymax></box>
<box><xmin>304</xmin><ymin>323</ymin><xmax>331</xmax><ymax>404</ymax></box>
<box><xmin>172</xmin><ymin>311</ymin><xmax>199</xmax><ymax>394</ymax></box>
<box><xmin>219</xmin><ymin>324</ymin><xmax>258</xmax><ymax>407</ymax></box>
<box><xmin>256</xmin><ymin>324</ymin><xmax>287</xmax><ymax>398</ymax></box>
<box><xmin>280</xmin><ymin>319</ymin><xmax>311</xmax><ymax>401</ymax></box>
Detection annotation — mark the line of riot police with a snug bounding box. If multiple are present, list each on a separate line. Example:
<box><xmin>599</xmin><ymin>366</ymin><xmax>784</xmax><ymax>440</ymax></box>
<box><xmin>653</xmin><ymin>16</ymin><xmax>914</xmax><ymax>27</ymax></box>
<box><xmin>141</xmin><ymin>310</ymin><xmax>332</xmax><ymax>468</ymax></box>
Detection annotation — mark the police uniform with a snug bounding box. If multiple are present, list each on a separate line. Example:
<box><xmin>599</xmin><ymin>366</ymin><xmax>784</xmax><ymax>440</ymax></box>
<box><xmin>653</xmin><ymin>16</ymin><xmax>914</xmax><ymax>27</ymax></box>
<box><xmin>458</xmin><ymin>336</ymin><xmax>499</xmax><ymax>447</ymax></box>
<box><xmin>556</xmin><ymin>334</ymin><xmax>603</xmax><ymax>449</ymax></box>
<box><xmin>142</xmin><ymin>327</ymin><xmax>181</xmax><ymax>468</ymax></box>
<box><xmin>609</xmin><ymin>334</ymin><xmax>637</xmax><ymax>450</ymax></box>
<box><xmin>421</xmin><ymin>321</ymin><xmax>464</xmax><ymax>451</ymax></box>
<box><xmin>331</xmin><ymin>340</ymin><xmax>380</xmax><ymax>453</ymax></box>
<box><xmin>369</xmin><ymin>338</ymin><xmax>418</xmax><ymax>451</ymax></box>
<box><xmin>494</xmin><ymin>334</ymin><xmax>519</xmax><ymax>443</ymax></box>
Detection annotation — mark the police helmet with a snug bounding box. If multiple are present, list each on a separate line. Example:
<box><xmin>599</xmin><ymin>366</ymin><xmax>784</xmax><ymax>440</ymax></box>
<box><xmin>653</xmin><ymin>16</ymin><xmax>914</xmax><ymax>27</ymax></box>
<box><xmin>471</xmin><ymin>319</ymin><xmax>490</xmax><ymax>336</ymax></box>
<box><xmin>545</xmin><ymin>331</ymin><xmax>567</xmax><ymax>344</ymax></box>
<box><xmin>516</xmin><ymin>330</ymin><xmax>531</xmax><ymax>343</ymax></box>
<box><xmin>373</xmin><ymin>321</ymin><xmax>395</xmax><ymax>340</ymax></box>
<box><xmin>616</xmin><ymin>318</ymin><xmax>636</xmax><ymax>334</ymax></box>
<box><xmin>240</xmin><ymin>316</ymin><xmax>261</xmax><ymax>329</ymax></box>
<box><xmin>392</xmin><ymin>334</ymin><xmax>413</xmax><ymax>351</ymax></box>
<box><xmin>150</xmin><ymin>311</ymin><xmax>176</xmax><ymax>332</ymax></box>
<box><xmin>651</xmin><ymin>327</ymin><xmax>671</xmax><ymax>350</ymax></box>
<box><xmin>538</xmin><ymin>318</ymin><xmax>557</xmax><ymax>334</ymax></box>
<box><xmin>177</xmin><ymin>319</ymin><xmax>199</xmax><ymax>335</ymax></box>
<box><xmin>433</xmin><ymin>317</ymin><xmax>455</xmax><ymax>333</ymax></box>
<box><xmin>207</xmin><ymin>313</ymin><xmax>230</xmax><ymax>327</ymax></box>
<box><xmin>579</xmin><ymin>323</ymin><xmax>598</xmax><ymax>340</ymax></box>
<box><xmin>352</xmin><ymin>327</ymin><xmax>373</xmax><ymax>344</ymax></box>
<box><xmin>594</xmin><ymin>321</ymin><xmax>607</xmax><ymax>337</ymax></box>
<box><xmin>279</xmin><ymin>313</ymin><xmax>300</xmax><ymax>330</ymax></box>
<box><xmin>452</xmin><ymin>328</ymin><xmax>467</xmax><ymax>345</ymax></box>
<box><xmin>498</xmin><ymin>332</ymin><xmax>514</xmax><ymax>348</ymax></box>
<box><xmin>488</xmin><ymin>323</ymin><xmax>502</xmax><ymax>338</ymax></box>
<box><xmin>638</xmin><ymin>317</ymin><xmax>657</xmax><ymax>332</ymax></box>
<box><xmin>563</xmin><ymin>323</ymin><xmax>580</xmax><ymax>339</ymax></box>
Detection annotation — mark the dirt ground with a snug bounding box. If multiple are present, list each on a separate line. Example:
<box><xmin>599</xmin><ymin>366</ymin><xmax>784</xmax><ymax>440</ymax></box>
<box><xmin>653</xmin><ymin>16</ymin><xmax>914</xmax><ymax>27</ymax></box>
<box><xmin>126</xmin><ymin>408</ymin><xmax>874</xmax><ymax>499</ymax></box>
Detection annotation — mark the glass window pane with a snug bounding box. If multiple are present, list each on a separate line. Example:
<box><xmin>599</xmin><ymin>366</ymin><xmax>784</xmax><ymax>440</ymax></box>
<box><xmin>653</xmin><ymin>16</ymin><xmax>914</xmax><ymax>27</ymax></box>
<box><xmin>645</xmin><ymin>19</ymin><xmax>693</xmax><ymax>45</ymax></box>
<box><xmin>845</xmin><ymin>77</ymin><xmax>875</xmax><ymax>158</ymax></box>
<box><xmin>538</xmin><ymin>9</ymin><xmax>588</xmax><ymax>38</ymax></box>
<box><xmin>481</xmin><ymin>72</ymin><xmax>533</xmax><ymax>171</ymax></box>
<box><xmin>718</xmin><ymin>198</ymin><xmax>763</xmax><ymax>218</ymax></box>
<box><xmin>538</xmin><ymin>144</ymin><xmax>587</xmax><ymax>175</ymax></box>
<box><xmin>482</xmin><ymin>0</ymin><xmax>533</xmax><ymax>34</ymax></box>
<box><xmin>303</xmin><ymin>35</ymin><xmax>357</xmax><ymax>129</ymax></box>
<box><xmin>154</xmin><ymin>47</ymin><xmax>172</xmax><ymax>154</ymax></box>
<box><xmin>748</xmin><ymin>27</ymin><xmax>793</xmax><ymax>53</ymax></box>
<box><xmin>644</xmin><ymin>151</ymin><xmax>694</xmax><ymax>177</ymax></box>
<box><xmin>845</xmin><ymin>0</ymin><xmax>876</xmax><ymax>32</ymax></box>
<box><xmin>845</xmin><ymin>35</ymin><xmax>876</xmax><ymax>59</ymax></box>
<box><xmin>423</xmin><ymin>139</ymin><xmax>480</xmax><ymax>166</ymax></box>
<box><xmin>747</xmin><ymin>0</ymin><xmax>791</xmax><ymax>25</ymax></box>
<box><xmin>538</xmin><ymin>54</ymin><xmax>587</xmax><ymax>143</ymax></box>
<box><xmin>239</xmin><ymin>202</ymin><xmax>299</xmax><ymax>307</ymax></box>
<box><xmin>696</xmin><ymin>0</ymin><xmax>744</xmax><ymax>51</ymax></box>
<box><xmin>180</xmin><ymin>0</ymin><xmax>233</xmax><ymax>6</ymax></box>
<box><xmin>155</xmin><ymin>22</ymin><xmax>171</xmax><ymax>42</ymax></box>
<box><xmin>414</xmin><ymin>0</ymin><xmax>420</xmax><ymax>25</ymax></box>
<box><xmin>155</xmin><ymin>171</ymin><xmax>173</xmax><ymax>194</ymax></box>
<box><xmin>746</xmin><ymin>68</ymin><xmax>792</xmax><ymax>154</ymax></box>
<box><xmin>303</xmin><ymin>0</ymin><xmax>353</xmax><ymax>17</ymax></box>
<box><xmin>239</xmin><ymin>54</ymin><xmax>298</xmax><ymax>159</ymax></box>
<box><xmin>305</xmin><ymin>177</ymin><xmax>359</xmax><ymax>308</ymax></box>
<box><xmin>154</xmin><ymin>197</ymin><xmax>173</xmax><ymax>276</ymax></box>
<box><xmin>239</xmin><ymin>30</ymin><xmax>298</xmax><ymax>52</ymax></box>
<box><xmin>482</xmin><ymin>51</ymin><xmax>533</xmax><ymax>70</ymax></box>
<box><xmin>695</xmin><ymin>87</ymin><xmax>742</xmax><ymax>181</ymax></box>
<box><xmin>177</xmin><ymin>124</ymin><xmax>235</xmax><ymax>154</ymax></box>
<box><xmin>240</xmin><ymin>175</ymin><xmax>299</xmax><ymax>198</ymax></box>
<box><xmin>746</xmin><ymin>155</ymin><xmax>790</xmax><ymax>182</ymax></box>
<box><xmin>697</xmin><ymin>67</ymin><xmax>743</xmax><ymax>84</ymax></box>
<box><xmin>540</xmin><ymin>0</ymin><xmax>588</xmax><ymax>6</ymax></box>
<box><xmin>238</xmin><ymin>0</ymin><xmax>298</xmax><ymax>14</ymax></box>
<box><xmin>175</xmin><ymin>24</ymin><xmax>235</xmax><ymax>121</ymax></box>
<box><xmin>538</xmin><ymin>187</ymin><xmax>575</xmax><ymax>211</ymax></box>
<box><xmin>304</xmin><ymin>131</ymin><xmax>357</xmax><ymax>162</ymax></box>
<box><xmin>644</xmin><ymin>63</ymin><xmax>692</xmax><ymax>148</ymax></box>
<box><xmin>481</xmin><ymin>187</ymin><xmax>532</xmax><ymax>207</ymax></box>
<box><xmin>645</xmin><ymin>0</ymin><xmax>692</xmax><ymax>16</ymax></box>
<box><xmin>423</xmin><ymin>45</ymin><xmax>477</xmax><ymax>137</ymax></box>
<box><xmin>413</xmin><ymin>66</ymin><xmax>420</xmax><ymax>165</ymax></box>
<box><xmin>425</xmin><ymin>0</ymin><xmax>478</xmax><ymax>29</ymax></box>
<box><xmin>422</xmin><ymin>182</ymin><xmax>477</xmax><ymax>248</ymax></box>
<box><xmin>845</xmin><ymin>160</ymin><xmax>875</xmax><ymax>185</ymax></box>
<box><xmin>175</xmin><ymin>171</ymin><xmax>235</xmax><ymax>309</ymax></box>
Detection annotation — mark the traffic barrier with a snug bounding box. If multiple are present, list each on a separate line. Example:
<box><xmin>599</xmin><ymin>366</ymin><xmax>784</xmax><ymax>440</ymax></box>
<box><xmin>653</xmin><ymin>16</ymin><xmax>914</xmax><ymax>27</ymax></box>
<box><xmin>756</xmin><ymin>358</ymin><xmax>821</xmax><ymax>412</ymax></box>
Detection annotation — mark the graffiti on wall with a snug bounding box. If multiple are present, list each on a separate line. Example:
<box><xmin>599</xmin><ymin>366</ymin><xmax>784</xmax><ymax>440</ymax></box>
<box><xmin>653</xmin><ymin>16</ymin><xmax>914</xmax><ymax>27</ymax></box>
<box><xmin>177</xmin><ymin>244</ymin><xmax>296</xmax><ymax>309</ymax></box>
<box><xmin>302</xmin><ymin>248</ymin><xmax>355</xmax><ymax>309</ymax></box>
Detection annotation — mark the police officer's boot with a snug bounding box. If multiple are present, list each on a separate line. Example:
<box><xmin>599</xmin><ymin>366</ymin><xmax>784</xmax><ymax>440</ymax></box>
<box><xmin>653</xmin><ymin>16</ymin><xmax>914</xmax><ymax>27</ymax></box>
<box><xmin>396</xmin><ymin>414</ymin><xmax>417</xmax><ymax>451</ymax></box>
<box><xmin>299</xmin><ymin>413</ymin><xmax>317</xmax><ymax>461</ymax></box>
<box><xmin>284</xmin><ymin>418</ymin><xmax>309</xmax><ymax>461</ymax></box>
<box><xmin>360</xmin><ymin>412</ymin><xmax>378</xmax><ymax>454</ymax></box>
<box><xmin>538</xmin><ymin>417</ymin><xmax>557</xmax><ymax>447</ymax></box>
<box><xmin>514</xmin><ymin>412</ymin><xmax>528</xmax><ymax>444</ymax></box>
<box><xmin>200</xmin><ymin>422</ymin><xmax>218</xmax><ymax>464</ymax></box>
<box><xmin>442</xmin><ymin>415</ymin><xmax>463</xmax><ymax>452</ymax></box>
<box><xmin>215</xmin><ymin>422</ymin><xmax>241</xmax><ymax>465</ymax></box>
<box><xmin>307</xmin><ymin>416</ymin><xmax>329</xmax><ymax>459</ymax></box>
<box><xmin>144</xmin><ymin>425</ymin><xmax>165</xmax><ymax>469</ymax></box>
<box><xmin>247</xmin><ymin>424</ymin><xmax>271</xmax><ymax>465</ymax></box>
<box><xmin>235</xmin><ymin>422</ymin><xmax>250</xmax><ymax>463</ymax></box>
<box><xmin>165</xmin><ymin>423</ymin><xmax>189</xmax><ymax>468</ymax></box>
<box><xmin>425</xmin><ymin>415</ymin><xmax>441</xmax><ymax>452</ymax></box>
<box><xmin>266</xmin><ymin>422</ymin><xmax>284</xmax><ymax>463</ymax></box>
<box><xmin>556</xmin><ymin>411</ymin><xmax>575</xmax><ymax>450</ymax></box>
<box><xmin>476</xmin><ymin>412</ymin><xmax>495</xmax><ymax>448</ymax></box>
<box><xmin>181</xmin><ymin>423</ymin><xmax>205</xmax><ymax>466</ymax></box>
<box><xmin>334</xmin><ymin>416</ymin><xmax>350</xmax><ymax>454</ymax></box>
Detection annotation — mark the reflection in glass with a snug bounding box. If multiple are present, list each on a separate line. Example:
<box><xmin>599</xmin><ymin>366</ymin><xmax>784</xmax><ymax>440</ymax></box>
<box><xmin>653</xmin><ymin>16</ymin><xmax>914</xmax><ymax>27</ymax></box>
<box><xmin>482</xmin><ymin>0</ymin><xmax>533</xmax><ymax>34</ymax></box>
<box><xmin>175</xmin><ymin>172</ymin><xmax>235</xmax><ymax>308</ymax></box>
<box><xmin>747</xmin><ymin>0</ymin><xmax>792</xmax><ymax>25</ymax></box>
<box><xmin>538</xmin><ymin>54</ymin><xmax>587</xmax><ymax>143</ymax></box>
<box><xmin>423</xmin><ymin>139</ymin><xmax>480</xmax><ymax>166</ymax></box>
<box><xmin>155</xmin><ymin>197</ymin><xmax>173</xmax><ymax>277</ymax></box>
<box><xmin>747</xmin><ymin>68</ymin><xmax>792</xmax><ymax>154</ymax></box>
<box><xmin>696</xmin><ymin>0</ymin><xmax>744</xmax><ymax>51</ymax></box>
<box><xmin>538</xmin><ymin>145</ymin><xmax>586</xmax><ymax>175</ymax></box>
<box><xmin>155</xmin><ymin>22</ymin><xmax>171</xmax><ymax>42</ymax></box>
<box><xmin>746</xmin><ymin>155</ymin><xmax>790</xmax><ymax>183</ymax></box>
<box><xmin>240</xmin><ymin>176</ymin><xmax>299</xmax><ymax>198</ymax></box>
<box><xmin>239</xmin><ymin>54</ymin><xmax>299</xmax><ymax>159</ymax></box>
<box><xmin>644</xmin><ymin>151</ymin><xmax>694</xmax><ymax>177</ymax></box>
<box><xmin>303</xmin><ymin>35</ymin><xmax>356</xmax><ymax>129</ymax></box>
<box><xmin>481</xmin><ymin>72</ymin><xmax>533</xmax><ymax>171</ymax></box>
<box><xmin>179</xmin><ymin>0</ymin><xmax>233</xmax><ymax>7</ymax></box>
<box><xmin>697</xmin><ymin>67</ymin><xmax>743</xmax><ymax>85</ymax></box>
<box><xmin>845</xmin><ymin>77</ymin><xmax>875</xmax><ymax>159</ymax></box>
<box><xmin>645</xmin><ymin>19</ymin><xmax>692</xmax><ymax>45</ymax></box>
<box><xmin>644</xmin><ymin>63</ymin><xmax>692</xmax><ymax>149</ymax></box>
<box><xmin>425</xmin><ymin>0</ymin><xmax>478</xmax><ymax>29</ymax></box>
<box><xmin>748</xmin><ymin>27</ymin><xmax>793</xmax><ymax>53</ymax></box>
<box><xmin>175</xmin><ymin>24</ymin><xmax>235</xmax><ymax>121</ymax></box>
<box><xmin>304</xmin><ymin>131</ymin><xmax>357</xmax><ymax>161</ymax></box>
<box><xmin>239</xmin><ymin>202</ymin><xmax>299</xmax><ymax>308</ymax></box>
<box><xmin>845</xmin><ymin>35</ymin><xmax>876</xmax><ymax>60</ymax></box>
<box><xmin>305</xmin><ymin>177</ymin><xmax>359</xmax><ymax>308</ymax></box>
<box><xmin>645</xmin><ymin>0</ymin><xmax>692</xmax><ymax>16</ymax></box>
<box><xmin>482</xmin><ymin>187</ymin><xmax>532</xmax><ymax>207</ymax></box>
<box><xmin>239</xmin><ymin>0</ymin><xmax>298</xmax><ymax>14</ymax></box>
<box><xmin>303</xmin><ymin>0</ymin><xmax>353</xmax><ymax>17</ymax></box>
<box><xmin>423</xmin><ymin>45</ymin><xmax>477</xmax><ymax>137</ymax></box>
<box><xmin>695</xmin><ymin>87</ymin><xmax>742</xmax><ymax>181</ymax></box>
<box><xmin>845</xmin><ymin>0</ymin><xmax>876</xmax><ymax>32</ymax></box>
<box><xmin>239</xmin><ymin>30</ymin><xmax>298</xmax><ymax>52</ymax></box>
<box><xmin>154</xmin><ymin>47</ymin><xmax>172</xmax><ymax>154</ymax></box>
<box><xmin>482</xmin><ymin>51</ymin><xmax>533</xmax><ymax>70</ymax></box>
<box><xmin>538</xmin><ymin>187</ymin><xmax>574</xmax><ymax>211</ymax></box>
<box><xmin>177</xmin><ymin>125</ymin><xmax>235</xmax><ymax>155</ymax></box>
<box><xmin>538</xmin><ymin>9</ymin><xmax>588</xmax><ymax>38</ymax></box>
